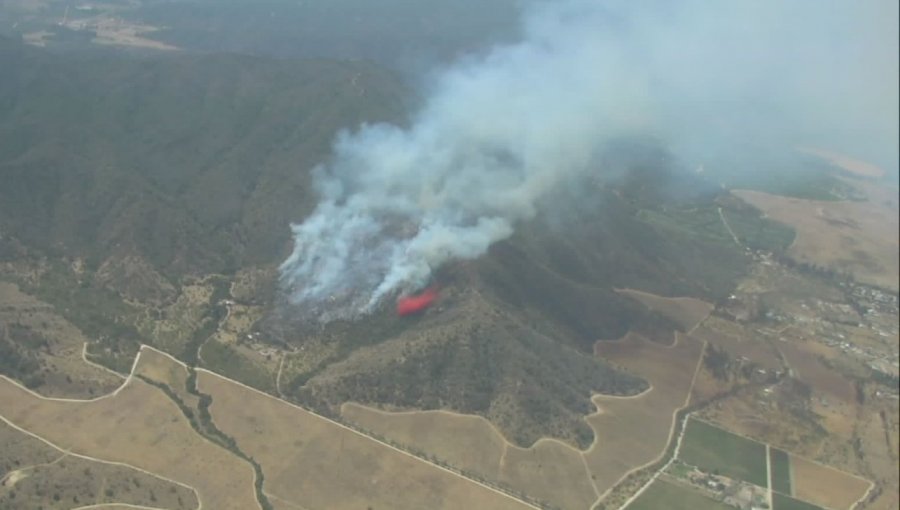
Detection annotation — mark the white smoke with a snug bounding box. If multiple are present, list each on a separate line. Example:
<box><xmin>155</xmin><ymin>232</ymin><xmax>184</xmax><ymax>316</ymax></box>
<box><xmin>280</xmin><ymin>0</ymin><xmax>898</xmax><ymax>321</ymax></box>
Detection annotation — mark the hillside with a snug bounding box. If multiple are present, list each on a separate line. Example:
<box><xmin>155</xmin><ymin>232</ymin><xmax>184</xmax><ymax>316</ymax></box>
<box><xmin>0</xmin><ymin>37</ymin><xmax>789</xmax><ymax>449</ymax></box>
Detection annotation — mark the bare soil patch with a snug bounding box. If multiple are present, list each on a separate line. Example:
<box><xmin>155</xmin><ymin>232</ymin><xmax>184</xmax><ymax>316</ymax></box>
<box><xmin>790</xmin><ymin>455</ymin><xmax>871</xmax><ymax>510</ymax></box>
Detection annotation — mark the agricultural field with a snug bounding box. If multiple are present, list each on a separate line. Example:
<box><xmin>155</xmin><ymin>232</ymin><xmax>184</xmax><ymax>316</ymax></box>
<box><xmin>585</xmin><ymin>332</ymin><xmax>705</xmax><ymax>495</ymax></box>
<box><xmin>342</xmin><ymin>403</ymin><xmax>596</xmax><ymax>510</ymax></box>
<box><xmin>789</xmin><ymin>455</ymin><xmax>872</xmax><ymax>510</ymax></box>
<box><xmin>0</xmin><ymin>371</ymin><xmax>260</xmax><ymax>509</ymax></box>
<box><xmin>678</xmin><ymin>418</ymin><xmax>768</xmax><ymax>488</ymax></box>
<box><xmin>625</xmin><ymin>478</ymin><xmax>732</xmax><ymax>510</ymax></box>
<box><xmin>733</xmin><ymin>188</ymin><xmax>898</xmax><ymax>291</ymax></box>
<box><xmin>770</xmin><ymin>447</ymin><xmax>792</xmax><ymax>495</ymax></box>
<box><xmin>197</xmin><ymin>370</ymin><xmax>535</xmax><ymax>510</ymax></box>
<box><xmin>615</xmin><ymin>289</ymin><xmax>714</xmax><ymax>332</ymax></box>
<box><xmin>773</xmin><ymin>492</ymin><xmax>825</xmax><ymax>510</ymax></box>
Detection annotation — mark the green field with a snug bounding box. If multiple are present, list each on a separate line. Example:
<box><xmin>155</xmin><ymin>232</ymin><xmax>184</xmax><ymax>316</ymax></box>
<box><xmin>770</xmin><ymin>447</ymin><xmax>793</xmax><ymax>495</ymax></box>
<box><xmin>627</xmin><ymin>479</ymin><xmax>732</xmax><ymax>510</ymax></box>
<box><xmin>773</xmin><ymin>492</ymin><xmax>825</xmax><ymax>510</ymax></box>
<box><xmin>679</xmin><ymin>418</ymin><xmax>768</xmax><ymax>487</ymax></box>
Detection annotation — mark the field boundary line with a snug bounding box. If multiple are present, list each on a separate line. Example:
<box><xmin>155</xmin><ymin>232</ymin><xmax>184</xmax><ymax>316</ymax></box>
<box><xmin>82</xmin><ymin>342</ymin><xmax>128</xmax><ymax>379</ymax></box>
<box><xmin>849</xmin><ymin>478</ymin><xmax>877</xmax><ymax>510</ymax></box>
<box><xmin>691</xmin><ymin>416</ymin><xmax>874</xmax><ymax>487</ymax></box>
<box><xmin>132</xmin><ymin>346</ymin><xmax>262</xmax><ymax>510</ymax></box>
<box><xmin>275</xmin><ymin>352</ymin><xmax>286</xmax><ymax>398</ymax></box>
<box><xmin>0</xmin><ymin>348</ymin><xmax>141</xmax><ymax>403</ymax></box>
<box><xmin>766</xmin><ymin>444</ymin><xmax>774</xmax><ymax>509</ymax></box>
<box><xmin>342</xmin><ymin>401</ymin><xmax>588</xmax><ymax>454</ymax></box>
<box><xmin>191</xmin><ymin>361</ymin><xmax>543</xmax><ymax>510</ymax></box>
<box><xmin>718</xmin><ymin>207</ymin><xmax>743</xmax><ymax>247</ymax></box>
<box><xmin>140</xmin><ymin>345</ymin><xmax>541</xmax><ymax>509</ymax></box>
<box><xmin>580</xmin><ymin>446</ymin><xmax>603</xmax><ymax>500</ymax></box>
<box><xmin>265</xmin><ymin>492</ymin><xmax>312</xmax><ymax>510</ymax></box>
<box><xmin>0</xmin><ymin>413</ymin><xmax>201</xmax><ymax>510</ymax></box>
<box><xmin>586</xmin><ymin>336</ymin><xmax>707</xmax><ymax>509</ymax></box>
<box><xmin>617</xmin><ymin>412</ymin><xmax>693</xmax><ymax>510</ymax></box>
<box><xmin>0</xmin><ymin>451</ymin><xmax>68</xmax><ymax>485</ymax></box>
<box><xmin>71</xmin><ymin>504</ymin><xmax>170</xmax><ymax>510</ymax></box>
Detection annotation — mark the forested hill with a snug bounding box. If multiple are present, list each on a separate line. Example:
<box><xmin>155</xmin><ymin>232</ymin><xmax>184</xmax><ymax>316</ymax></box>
<box><xmin>0</xmin><ymin>36</ymin><xmax>407</xmax><ymax>278</ymax></box>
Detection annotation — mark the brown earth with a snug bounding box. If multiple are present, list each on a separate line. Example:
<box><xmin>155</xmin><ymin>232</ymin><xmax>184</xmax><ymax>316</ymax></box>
<box><xmin>790</xmin><ymin>454</ymin><xmax>872</xmax><ymax>510</ymax></box>
<box><xmin>733</xmin><ymin>189</ymin><xmax>898</xmax><ymax>291</ymax></box>
<box><xmin>197</xmin><ymin>369</ymin><xmax>536</xmax><ymax>510</ymax></box>
<box><xmin>586</xmin><ymin>332</ymin><xmax>705</xmax><ymax>496</ymax></box>
<box><xmin>341</xmin><ymin>403</ymin><xmax>596</xmax><ymax>510</ymax></box>
<box><xmin>0</xmin><ymin>370</ymin><xmax>259</xmax><ymax>510</ymax></box>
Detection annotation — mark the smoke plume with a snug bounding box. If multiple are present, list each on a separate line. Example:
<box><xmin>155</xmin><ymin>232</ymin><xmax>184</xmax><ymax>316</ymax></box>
<box><xmin>280</xmin><ymin>0</ymin><xmax>898</xmax><ymax>322</ymax></box>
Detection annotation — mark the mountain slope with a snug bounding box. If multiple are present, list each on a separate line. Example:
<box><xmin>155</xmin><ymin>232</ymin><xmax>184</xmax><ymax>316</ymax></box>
<box><xmin>0</xmin><ymin>37</ymin><xmax>788</xmax><ymax>449</ymax></box>
<box><xmin>0</xmin><ymin>37</ymin><xmax>407</xmax><ymax>278</ymax></box>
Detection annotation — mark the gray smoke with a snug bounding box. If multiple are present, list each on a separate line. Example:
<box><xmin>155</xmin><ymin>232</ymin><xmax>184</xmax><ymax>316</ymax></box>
<box><xmin>280</xmin><ymin>0</ymin><xmax>898</xmax><ymax>322</ymax></box>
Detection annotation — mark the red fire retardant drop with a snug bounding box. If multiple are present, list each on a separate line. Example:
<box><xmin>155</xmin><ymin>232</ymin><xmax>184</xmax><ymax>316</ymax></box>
<box><xmin>396</xmin><ymin>287</ymin><xmax>439</xmax><ymax>316</ymax></box>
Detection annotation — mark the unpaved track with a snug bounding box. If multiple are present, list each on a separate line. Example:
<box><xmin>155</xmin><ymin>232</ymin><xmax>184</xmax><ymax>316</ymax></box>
<box><xmin>0</xmin><ymin>412</ymin><xmax>201</xmax><ymax>509</ymax></box>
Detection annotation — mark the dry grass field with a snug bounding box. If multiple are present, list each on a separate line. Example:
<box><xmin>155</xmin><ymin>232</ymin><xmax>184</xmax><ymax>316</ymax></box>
<box><xmin>586</xmin><ymin>332</ymin><xmax>705</xmax><ymax>495</ymax></box>
<box><xmin>1</xmin><ymin>420</ymin><xmax>197</xmax><ymax>510</ymax></box>
<box><xmin>197</xmin><ymin>370</ymin><xmax>536</xmax><ymax>510</ymax></box>
<box><xmin>855</xmin><ymin>397</ymin><xmax>899</xmax><ymax>510</ymax></box>
<box><xmin>132</xmin><ymin>347</ymin><xmax>199</xmax><ymax>409</ymax></box>
<box><xmin>697</xmin><ymin>387</ymin><xmax>827</xmax><ymax>461</ymax></box>
<box><xmin>733</xmin><ymin>189</ymin><xmax>898</xmax><ymax>291</ymax></box>
<box><xmin>691</xmin><ymin>316</ymin><xmax>783</xmax><ymax>370</ymax></box>
<box><xmin>615</xmin><ymin>289</ymin><xmax>714</xmax><ymax>331</ymax></box>
<box><xmin>341</xmin><ymin>404</ymin><xmax>507</xmax><ymax>476</ymax></box>
<box><xmin>779</xmin><ymin>341</ymin><xmax>857</xmax><ymax>405</ymax></box>
<box><xmin>0</xmin><ymin>282</ymin><xmax>123</xmax><ymax>398</ymax></box>
<box><xmin>341</xmin><ymin>403</ymin><xmax>596</xmax><ymax>510</ymax></box>
<box><xmin>790</xmin><ymin>454</ymin><xmax>872</xmax><ymax>510</ymax></box>
<box><xmin>0</xmin><ymin>371</ymin><xmax>259</xmax><ymax>509</ymax></box>
<box><xmin>501</xmin><ymin>440</ymin><xmax>597</xmax><ymax>509</ymax></box>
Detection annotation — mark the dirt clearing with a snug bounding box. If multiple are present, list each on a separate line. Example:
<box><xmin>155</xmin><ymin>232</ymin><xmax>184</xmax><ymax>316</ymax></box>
<box><xmin>790</xmin><ymin>455</ymin><xmax>871</xmax><ymax>509</ymax></box>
